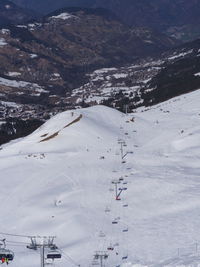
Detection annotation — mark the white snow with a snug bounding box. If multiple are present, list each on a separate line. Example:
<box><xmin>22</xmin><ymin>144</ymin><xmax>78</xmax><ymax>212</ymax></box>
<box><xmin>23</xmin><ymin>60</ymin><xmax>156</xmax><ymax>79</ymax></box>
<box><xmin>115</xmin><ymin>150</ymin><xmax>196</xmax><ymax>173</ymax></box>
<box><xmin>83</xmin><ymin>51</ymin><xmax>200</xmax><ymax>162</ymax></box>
<box><xmin>194</xmin><ymin>72</ymin><xmax>200</xmax><ymax>77</ymax></box>
<box><xmin>113</xmin><ymin>73</ymin><xmax>129</xmax><ymax>79</ymax></box>
<box><xmin>50</xmin><ymin>12</ymin><xmax>75</xmax><ymax>20</ymax></box>
<box><xmin>52</xmin><ymin>73</ymin><xmax>60</xmax><ymax>77</ymax></box>
<box><xmin>50</xmin><ymin>73</ymin><xmax>61</xmax><ymax>81</ymax></box>
<box><xmin>1</xmin><ymin>89</ymin><xmax>200</xmax><ymax>267</ymax></box>
<box><xmin>0</xmin><ymin>100</ymin><xmax>21</xmax><ymax>108</ymax></box>
<box><xmin>141</xmin><ymin>78</ymin><xmax>151</xmax><ymax>83</ymax></box>
<box><xmin>29</xmin><ymin>54</ymin><xmax>38</xmax><ymax>59</ymax></box>
<box><xmin>1</xmin><ymin>29</ymin><xmax>10</xmax><ymax>35</ymax></box>
<box><xmin>168</xmin><ymin>50</ymin><xmax>193</xmax><ymax>61</ymax></box>
<box><xmin>0</xmin><ymin>77</ymin><xmax>48</xmax><ymax>93</ymax></box>
<box><xmin>0</xmin><ymin>121</ymin><xmax>6</xmax><ymax>126</ymax></box>
<box><xmin>17</xmin><ymin>25</ymin><xmax>27</xmax><ymax>29</ymax></box>
<box><xmin>94</xmin><ymin>68</ymin><xmax>118</xmax><ymax>74</ymax></box>
<box><xmin>0</xmin><ymin>37</ymin><xmax>7</xmax><ymax>46</ymax></box>
<box><xmin>7</xmin><ymin>72</ymin><xmax>21</xmax><ymax>77</ymax></box>
<box><xmin>27</xmin><ymin>23</ymin><xmax>42</xmax><ymax>31</ymax></box>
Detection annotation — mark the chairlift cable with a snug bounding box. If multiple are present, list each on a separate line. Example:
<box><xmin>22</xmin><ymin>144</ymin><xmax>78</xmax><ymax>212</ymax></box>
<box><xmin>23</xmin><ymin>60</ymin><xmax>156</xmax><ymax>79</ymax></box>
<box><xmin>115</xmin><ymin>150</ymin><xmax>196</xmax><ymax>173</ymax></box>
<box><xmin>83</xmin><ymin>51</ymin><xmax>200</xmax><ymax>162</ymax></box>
<box><xmin>60</xmin><ymin>249</ymin><xmax>80</xmax><ymax>267</ymax></box>
<box><xmin>0</xmin><ymin>232</ymin><xmax>34</xmax><ymax>238</ymax></box>
<box><xmin>6</xmin><ymin>240</ymin><xmax>29</xmax><ymax>245</ymax></box>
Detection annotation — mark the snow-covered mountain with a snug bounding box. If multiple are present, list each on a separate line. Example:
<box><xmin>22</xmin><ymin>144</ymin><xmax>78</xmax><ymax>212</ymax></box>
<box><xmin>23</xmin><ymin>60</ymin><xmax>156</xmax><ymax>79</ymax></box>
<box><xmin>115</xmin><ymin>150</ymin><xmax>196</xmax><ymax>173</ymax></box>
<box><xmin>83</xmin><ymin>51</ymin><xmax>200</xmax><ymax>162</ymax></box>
<box><xmin>1</xmin><ymin>88</ymin><xmax>200</xmax><ymax>267</ymax></box>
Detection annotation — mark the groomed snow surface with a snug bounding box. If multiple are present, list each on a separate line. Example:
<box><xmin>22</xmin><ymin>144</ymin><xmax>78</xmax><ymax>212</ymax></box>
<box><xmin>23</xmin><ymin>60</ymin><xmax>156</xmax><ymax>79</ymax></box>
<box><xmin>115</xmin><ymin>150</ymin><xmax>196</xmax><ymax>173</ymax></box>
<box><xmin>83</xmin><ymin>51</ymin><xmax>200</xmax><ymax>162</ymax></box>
<box><xmin>1</xmin><ymin>89</ymin><xmax>200</xmax><ymax>267</ymax></box>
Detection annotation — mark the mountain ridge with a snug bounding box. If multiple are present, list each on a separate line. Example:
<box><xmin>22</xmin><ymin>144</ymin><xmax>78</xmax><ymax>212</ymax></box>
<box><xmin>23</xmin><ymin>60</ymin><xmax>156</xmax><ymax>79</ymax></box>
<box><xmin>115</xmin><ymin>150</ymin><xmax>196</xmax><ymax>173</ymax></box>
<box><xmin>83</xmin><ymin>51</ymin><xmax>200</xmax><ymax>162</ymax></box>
<box><xmin>11</xmin><ymin>0</ymin><xmax>200</xmax><ymax>41</ymax></box>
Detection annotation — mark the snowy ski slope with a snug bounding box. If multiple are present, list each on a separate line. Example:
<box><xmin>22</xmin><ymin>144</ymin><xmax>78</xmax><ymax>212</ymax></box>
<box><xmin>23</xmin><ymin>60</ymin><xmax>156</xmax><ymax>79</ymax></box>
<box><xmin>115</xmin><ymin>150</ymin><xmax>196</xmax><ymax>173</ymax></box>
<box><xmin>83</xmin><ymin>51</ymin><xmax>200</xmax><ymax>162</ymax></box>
<box><xmin>0</xmin><ymin>89</ymin><xmax>200</xmax><ymax>267</ymax></box>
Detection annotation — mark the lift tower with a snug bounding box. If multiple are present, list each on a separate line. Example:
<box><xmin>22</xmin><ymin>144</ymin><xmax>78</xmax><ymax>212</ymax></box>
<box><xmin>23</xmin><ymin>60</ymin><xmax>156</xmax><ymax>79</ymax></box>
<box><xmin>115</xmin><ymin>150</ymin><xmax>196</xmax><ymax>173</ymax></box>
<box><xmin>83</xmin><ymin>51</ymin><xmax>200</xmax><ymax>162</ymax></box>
<box><xmin>93</xmin><ymin>251</ymin><xmax>108</xmax><ymax>267</ymax></box>
<box><xmin>27</xmin><ymin>236</ymin><xmax>61</xmax><ymax>267</ymax></box>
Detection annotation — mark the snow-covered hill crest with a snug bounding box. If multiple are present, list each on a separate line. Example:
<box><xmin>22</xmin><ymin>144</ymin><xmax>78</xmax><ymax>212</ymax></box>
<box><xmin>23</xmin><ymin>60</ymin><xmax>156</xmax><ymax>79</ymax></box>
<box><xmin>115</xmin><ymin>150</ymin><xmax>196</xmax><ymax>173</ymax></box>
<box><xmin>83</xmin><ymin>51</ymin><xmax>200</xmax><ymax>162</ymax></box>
<box><xmin>0</xmin><ymin>91</ymin><xmax>200</xmax><ymax>267</ymax></box>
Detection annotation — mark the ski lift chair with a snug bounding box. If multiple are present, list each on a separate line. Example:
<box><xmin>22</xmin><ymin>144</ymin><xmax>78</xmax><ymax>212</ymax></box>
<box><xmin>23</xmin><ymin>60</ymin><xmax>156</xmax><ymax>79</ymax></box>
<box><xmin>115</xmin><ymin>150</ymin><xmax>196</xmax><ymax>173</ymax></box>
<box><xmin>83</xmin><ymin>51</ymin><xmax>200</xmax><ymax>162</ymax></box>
<box><xmin>46</xmin><ymin>249</ymin><xmax>61</xmax><ymax>260</ymax></box>
<box><xmin>0</xmin><ymin>248</ymin><xmax>14</xmax><ymax>262</ymax></box>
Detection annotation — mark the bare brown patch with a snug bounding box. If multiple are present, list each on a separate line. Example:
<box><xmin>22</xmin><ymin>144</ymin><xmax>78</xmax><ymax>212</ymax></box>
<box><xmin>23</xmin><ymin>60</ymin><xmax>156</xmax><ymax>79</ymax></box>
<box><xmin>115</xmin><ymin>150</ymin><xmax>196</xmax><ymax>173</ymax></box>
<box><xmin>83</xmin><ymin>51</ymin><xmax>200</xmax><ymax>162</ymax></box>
<box><xmin>40</xmin><ymin>131</ymin><xmax>59</xmax><ymax>142</ymax></box>
<box><xmin>39</xmin><ymin>114</ymin><xmax>82</xmax><ymax>143</ymax></box>
<box><xmin>64</xmin><ymin>114</ymin><xmax>82</xmax><ymax>128</ymax></box>
<box><xmin>40</xmin><ymin>133</ymin><xmax>48</xmax><ymax>137</ymax></box>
